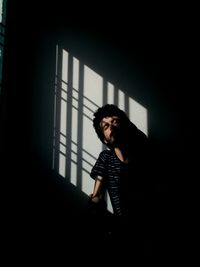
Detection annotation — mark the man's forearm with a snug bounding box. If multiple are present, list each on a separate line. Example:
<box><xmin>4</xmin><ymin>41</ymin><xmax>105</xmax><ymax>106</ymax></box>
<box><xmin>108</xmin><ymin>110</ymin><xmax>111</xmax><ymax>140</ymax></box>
<box><xmin>92</xmin><ymin>176</ymin><xmax>103</xmax><ymax>197</ymax></box>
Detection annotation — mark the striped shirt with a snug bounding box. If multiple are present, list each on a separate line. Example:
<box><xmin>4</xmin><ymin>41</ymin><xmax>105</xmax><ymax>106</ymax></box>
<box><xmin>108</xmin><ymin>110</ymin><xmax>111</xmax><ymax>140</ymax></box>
<box><xmin>90</xmin><ymin>149</ymin><xmax>133</xmax><ymax>215</ymax></box>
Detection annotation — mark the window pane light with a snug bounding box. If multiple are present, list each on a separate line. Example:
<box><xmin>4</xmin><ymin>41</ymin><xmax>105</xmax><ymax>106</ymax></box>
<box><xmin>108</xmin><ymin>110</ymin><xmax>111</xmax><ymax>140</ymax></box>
<box><xmin>53</xmin><ymin>46</ymin><xmax>148</xmax><ymax>214</ymax></box>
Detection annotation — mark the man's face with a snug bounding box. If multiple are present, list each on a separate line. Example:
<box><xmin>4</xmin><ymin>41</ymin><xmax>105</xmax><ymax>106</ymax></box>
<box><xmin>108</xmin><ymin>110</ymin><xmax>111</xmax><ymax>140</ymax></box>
<box><xmin>100</xmin><ymin>116</ymin><xmax>121</xmax><ymax>146</ymax></box>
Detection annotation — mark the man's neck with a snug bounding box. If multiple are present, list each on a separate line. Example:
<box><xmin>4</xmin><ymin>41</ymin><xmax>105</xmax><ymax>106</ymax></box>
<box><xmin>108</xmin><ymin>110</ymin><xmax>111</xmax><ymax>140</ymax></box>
<box><xmin>114</xmin><ymin>147</ymin><xmax>129</xmax><ymax>163</ymax></box>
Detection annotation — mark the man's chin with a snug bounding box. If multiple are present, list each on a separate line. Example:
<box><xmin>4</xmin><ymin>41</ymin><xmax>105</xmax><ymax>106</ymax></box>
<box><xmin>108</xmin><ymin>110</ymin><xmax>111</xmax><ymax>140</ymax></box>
<box><xmin>107</xmin><ymin>138</ymin><xmax>120</xmax><ymax>147</ymax></box>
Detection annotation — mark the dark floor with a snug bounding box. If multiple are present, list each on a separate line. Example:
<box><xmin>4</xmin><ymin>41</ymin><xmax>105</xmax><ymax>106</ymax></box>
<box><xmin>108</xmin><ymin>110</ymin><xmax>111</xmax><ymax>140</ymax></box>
<box><xmin>2</xmin><ymin>163</ymin><xmax>170</xmax><ymax>263</ymax></box>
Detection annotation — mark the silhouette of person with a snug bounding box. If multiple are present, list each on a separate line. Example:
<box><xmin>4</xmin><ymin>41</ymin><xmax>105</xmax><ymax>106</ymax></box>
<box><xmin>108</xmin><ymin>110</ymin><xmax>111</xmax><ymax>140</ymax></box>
<box><xmin>88</xmin><ymin>104</ymin><xmax>153</xmax><ymax>256</ymax></box>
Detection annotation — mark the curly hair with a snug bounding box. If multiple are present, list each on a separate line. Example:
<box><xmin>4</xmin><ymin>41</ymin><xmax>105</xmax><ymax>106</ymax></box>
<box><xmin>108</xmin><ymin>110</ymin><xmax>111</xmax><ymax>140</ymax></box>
<box><xmin>93</xmin><ymin>104</ymin><xmax>132</xmax><ymax>144</ymax></box>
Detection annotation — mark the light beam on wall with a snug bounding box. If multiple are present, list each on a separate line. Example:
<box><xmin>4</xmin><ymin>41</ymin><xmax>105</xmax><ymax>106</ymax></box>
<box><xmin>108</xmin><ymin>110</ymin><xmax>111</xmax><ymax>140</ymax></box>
<box><xmin>53</xmin><ymin>46</ymin><xmax>148</xmax><ymax>213</ymax></box>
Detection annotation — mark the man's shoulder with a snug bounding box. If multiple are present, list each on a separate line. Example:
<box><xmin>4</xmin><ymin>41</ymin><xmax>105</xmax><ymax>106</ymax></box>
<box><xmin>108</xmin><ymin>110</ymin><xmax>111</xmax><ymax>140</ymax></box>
<box><xmin>99</xmin><ymin>149</ymin><xmax>113</xmax><ymax>157</ymax></box>
<box><xmin>97</xmin><ymin>149</ymin><xmax>114</xmax><ymax>161</ymax></box>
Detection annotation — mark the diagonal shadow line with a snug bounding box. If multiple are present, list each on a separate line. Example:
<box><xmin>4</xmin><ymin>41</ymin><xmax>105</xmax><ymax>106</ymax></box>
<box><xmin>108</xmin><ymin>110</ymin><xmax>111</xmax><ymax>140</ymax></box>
<box><xmin>58</xmin><ymin>88</ymin><xmax>99</xmax><ymax>116</ymax></box>
<box><xmin>56</xmin><ymin>75</ymin><xmax>100</xmax><ymax>111</ymax></box>
<box><xmin>53</xmin><ymin>134</ymin><xmax>98</xmax><ymax>163</ymax></box>
<box><xmin>54</xmin><ymin>47</ymin><xmax>148</xmax><ymax>215</ymax></box>
<box><xmin>82</xmin><ymin>148</ymin><xmax>97</xmax><ymax>161</ymax></box>
<box><xmin>61</xmin><ymin>80</ymin><xmax>100</xmax><ymax>109</ymax></box>
<box><xmin>58</xmin><ymin>97</ymin><xmax>95</xmax><ymax>122</ymax></box>
<box><xmin>55</xmin><ymin>147</ymin><xmax>94</xmax><ymax>170</ymax></box>
<box><xmin>53</xmin><ymin>144</ymin><xmax>96</xmax><ymax>169</ymax></box>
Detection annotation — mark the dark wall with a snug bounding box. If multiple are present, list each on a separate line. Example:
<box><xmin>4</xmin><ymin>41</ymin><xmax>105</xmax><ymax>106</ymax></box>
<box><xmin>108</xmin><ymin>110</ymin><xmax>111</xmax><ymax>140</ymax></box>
<box><xmin>3</xmin><ymin>3</ymin><xmax>187</xmax><ymax>178</ymax></box>
<box><xmin>1</xmin><ymin>0</ymin><xmax>194</xmax><ymax>259</ymax></box>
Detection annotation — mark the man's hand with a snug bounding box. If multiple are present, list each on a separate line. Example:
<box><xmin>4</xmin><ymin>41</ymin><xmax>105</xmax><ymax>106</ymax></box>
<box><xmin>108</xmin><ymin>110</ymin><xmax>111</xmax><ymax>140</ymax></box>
<box><xmin>89</xmin><ymin>193</ymin><xmax>101</xmax><ymax>203</ymax></box>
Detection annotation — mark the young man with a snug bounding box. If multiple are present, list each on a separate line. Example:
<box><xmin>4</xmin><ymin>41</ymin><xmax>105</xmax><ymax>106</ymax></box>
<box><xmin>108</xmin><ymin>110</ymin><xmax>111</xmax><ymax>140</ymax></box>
<box><xmin>89</xmin><ymin>104</ymin><xmax>150</xmax><ymax>217</ymax></box>
<box><xmin>88</xmin><ymin>104</ymin><xmax>154</xmax><ymax>258</ymax></box>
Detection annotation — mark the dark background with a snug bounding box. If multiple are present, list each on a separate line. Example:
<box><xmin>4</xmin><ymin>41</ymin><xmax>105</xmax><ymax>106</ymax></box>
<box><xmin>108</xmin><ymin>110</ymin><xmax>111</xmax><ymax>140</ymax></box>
<box><xmin>1</xmin><ymin>0</ymin><xmax>196</xmax><ymax>262</ymax></box>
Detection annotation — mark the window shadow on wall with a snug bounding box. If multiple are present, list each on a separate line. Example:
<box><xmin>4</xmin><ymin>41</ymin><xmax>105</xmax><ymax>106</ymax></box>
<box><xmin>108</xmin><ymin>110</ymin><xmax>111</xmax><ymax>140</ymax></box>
<box><xmin>52</xmin><ymin>45</ymin><xmax>148</xmax><ymax>213</ymax></box>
